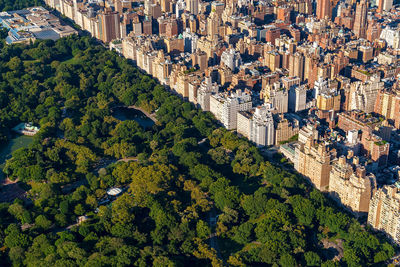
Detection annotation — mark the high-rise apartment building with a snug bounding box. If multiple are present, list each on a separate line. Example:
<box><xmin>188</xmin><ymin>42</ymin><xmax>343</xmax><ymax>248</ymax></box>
<box><xmin>289</xmin><ymin>52</ymin><xmax>305</xmax><ymax>81</ymax></box>
<box><xmin>263</xmin><ymin>83</ymin><xmax>289</xmax><ymax>114</ymax></box>
<box><xmin>368</xmin><ymin>183</ymin><xmax>400</xmax><ymax>244</ymax></box>
<box><xmin>144</xmin><ymin>0</ymin><xmax>152</xmax><ymax>16</ymax></box>
<box><xmin>289</xmin><ymin>85</ymin><xmax>307</xmax><ymax>112</ymax></box>
<box><xmin>274</xmin><ymin>114</ymin><xmax>300</xmax><ymax>145</ymax></box>
<box><xmin>359</xmin><ymin>45</ymin><xmax>374</xmax><ymax>63</ymax></box>
<box><xmin>294</xmin><ymin>136</ymin><xmax>336</xmax><ymax>191</ymax></box>
<box><xmin>362</xmin><ymin>132</ymin><xmax>390</xmax><ymax>168</ymax></box>
<box><xmin>186</xmin><ymin>0</ymin><xmax>199</xmax><ymax>15</ymax></box>
<box><xmin>151</xmin><ymin>51</ymin><xmax>172</xmax><ymax>85</ymax></box>
<box><xmin>264</xmin><ymin>51</ymin><xmax>281</xmax><ymax>72</ymax></box>
<box><xmin>316</xmin><ymin>0</ymin><xmax>331</xmax><ymax>20</ymax></box>
<box><xmin>298</xmin><ymin>124</ymin><xmax>318</xmax><ymax>145</ymax></box>
<box><xmin>210</xmin><ymin>90</ymin><xmax>252</xmax><ymax>130</ymax></box>
<box><xmin>348</xmin><ymin>75</ymin><xmax>382</xmax><ymax>113</ymax></box>
<box><xmin>197</xmin><ymin>77</ymin><xmax>219</xmax><ymax>111</ymax></box>
<box><xmin>377</xmin><ymin>0</ymin><xmax>393</xmax><ymax>13</ymax></box>
<box><xmin>250</xmin><ymin>105</ymin><xmax>275</xmax><ymax>146</ymax></box>
<box><xmin>374</xmin><ymin>89</ymin><xmax>400</xmax><ymax>129</ymax></box>
<box><xmin>380</xmin><ymin>26</ymin><xmax>400</xmax><ymax>49</ymax></box>
<box><xmin>315</xmin><ymin>80</ymin><xmax>341</xmax><ymax>112</ymax></box>
<box><xmin>188</xmin><ymin>79</ymin><xmax>201</xmax><ymax>104</ymax></box>
<box><xmin>237</xmin><ymin>104</ymin><xmax>275</xmax><ymax>146</ymax></box>
<box><xmin>183</xmin><ymin>29</ymin><xmax>199</xmax><ymax>53</ymax></box>
<box><xmin>353</xmin><ymin>0</ymin><xmax>367</xmax><ymax>39</ymax></box>
<box><xmin>366</xmin><ymin>21</ymin><xmax>381</xmax><ymax>42</ymax></box>
<box><xmin>98</xmin><ymin>9</ymin><xmax>120</xmax><ymax>43</ymax></box>
<box><xmin>329</xmin><ymin>156</ymin><xmax>376</xmax><ymax>214</ymax></box>
<box><xmin>143</xmin><ymin>19</ymin><xmax>152</xmax><ymax>35</ymax></box>
<box><xmin>191</xmin><ymin>49</ymin><xmax>208</xmax><ymax>70</ymax></box>
<box><xmin>161</xmin><ymin>0</ymin><xmax>172</xmax><ymax>12</ymax></box>
<box><xmin>176</xmin><ymin>0</ymin><xmax>186</xmax><ymax>17</ymax></box>
<box><xmin>221</xmin><ymin>48</ymin><xmax>242</xmax><ymax>72</ymax></box>
<box><xmin>207</xmin><ymin>11</ymin><xmax>220</xmax><ymax>40</ymax></box>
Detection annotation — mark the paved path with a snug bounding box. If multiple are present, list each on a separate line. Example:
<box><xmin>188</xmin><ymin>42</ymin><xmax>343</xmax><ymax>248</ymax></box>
<box><xmin>117</xmin><ymin>157</ymin><xmax>137</xmax><ymax>163</ymax></box>
<box><xmin>208</xmin><ymin>209</ymin><xmax>221</xmax><ymax>258</ymax></box>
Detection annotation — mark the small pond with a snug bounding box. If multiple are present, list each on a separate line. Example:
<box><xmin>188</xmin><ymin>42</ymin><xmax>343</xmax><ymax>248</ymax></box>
<box><xmin>0</xmin><ymin>135</ymin><xmax>34</xmax><ymax>180</ymax></box>
<box><xmin>112</xmin><ymin>107</ymin><xmax>154</xmax><ymax>129</ymax></box>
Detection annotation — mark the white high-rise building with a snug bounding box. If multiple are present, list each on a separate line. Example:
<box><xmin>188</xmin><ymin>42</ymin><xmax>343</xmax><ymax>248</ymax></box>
<box><xmin>383</xmin><ymin>0</ymin><xmax>393</xmax><ymax>11</ymax></box>
<box><xmin>380</xmin><ymin>26</ymin><xmax>400</xmax><ymax>49</ymax></box>
<box><xmin>269</xmin><ymin>89</ymin><xmax>288</xmax><ymax>114</ymax></box>
<box><xmin>349</xmin><ymin>75</ymin><xmax>382</xmax><ymax>113</ymax></box>
<box><xmin>210</xmin><ymin>90</ymin><xmax>252</xmax><ymax>130</ymax></box>
<box><xmin>368</xmin><ymin>183</ymin><xmax>400</xmax><ymax>244</ymax></box>
<box><xmin>289</xmin><ymin>85</ymin><xmax>307</xmax><ymax>112</ymax></box>
<box><xmin>249</xmin><ymin>104</ymin><xmax>275</xmax><ymax>146</ymax></box>
<box><xmin>298</xmin><ymin>124</ymin><xmax>319</xmax><ymax>145</ymax></box>
<box><xmin>221</xmin><ymin>48</ymin><xmax>242</xmax><ymax>72</ymax></box>
<box><xmin>176</xmin><ymin>0</ymin><xmax>186</xmax><ymax>18</ymax></box>
<box><xmin>347</xmin><ymin>130</ymin><xmax>359</xmax><ymax>145</ymax></box>
<box><xmin>197</xmin><ymin>77</ymin><xmax>219</xmax><ymax>111</ymax></box>
<box><xmin>182</xmin><ymin>28</ymin><xmax>199</xmax><ymax>53</ymax></box>
<box><xmin>314</xmin><ymin>76</ymin><xmax>328</xmax><ymax>98</ymax></box>
<box><xmin>145</xmin><ymin>0</ymin><xmax>153</xmax><ymax>16</ymax></box>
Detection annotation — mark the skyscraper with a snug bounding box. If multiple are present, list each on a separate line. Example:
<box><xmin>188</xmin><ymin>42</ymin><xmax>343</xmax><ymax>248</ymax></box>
<box><xmin>161</xmin><ymin>0</ymin><xmax>171</xmax><ymax>12</ymax></box>
<box><xmin>98</xmin><ymin>9</ymin><xmax>121</xmax><ymax>43</ymax></box>
<box><xmin>353</xmin><ymin>0</ymin><xmax>368</xmax><ymax>39</ymax></box>
<box><xmin>144</xmin><ymin>0</ymin><xmax>153</xmax><ymax>16</ymax></box>
<box><xmin>329</xmin><ymin>156</ymin><xmax>376</xmax><ymax>214</ymax></box>
<box><xmin>249</xmin><ymin>105</ymin><xmax>275</xmax><ymax>146</ymax></box>
<box><xmin>316</xmin><ymin>0</ymin><xmax>331</xmax><ymax>20</ymax></box>
<box><xmin>377</xmin><ymin>0</ymin><xmax>384</xmax><ymax>13</ymax></box>
<box><xmin>294</xmin><ymin>137</ymin><xmax>337</xmax><ymax>191</ymax></box>
<box><xmin>207</xmin><ymin>11</ymin><xmax>220</xmax><ymax>40</ymax></box>
<box><xmin>197</xmin><ymin>77</ymin><xmax>219</xmax><ymax>111</ymax></box>
<box><xmin>289</xmin><ymin>52</ymin><xmax>305</xmax><ymax>81</ymax></box>
<box><xmin>186</xmin><ymin>0</ymin><xmax>199</xmax><ymax>15</ymax></box>
<box><xmin>377</xmin><ymin>0</ymin><xmax>393</xmax><ymax>13</ymax></box>
<box><xmin>210</xmin><ymin>90</ymin><xmax>252</xmax><ymax>130</ymax></box>
<box><xmin>368</xmin><ymin>183</ymin><xmax>400</xmax><ymax>244</ymax></box>
<box><xmin>289</xmin><ymin>85</ymin><xmax>307</xmax><ymax>112</ymax></box>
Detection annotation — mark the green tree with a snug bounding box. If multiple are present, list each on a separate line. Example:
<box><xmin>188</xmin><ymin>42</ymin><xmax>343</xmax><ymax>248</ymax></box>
<box><xmin>304</xmin><ymin>251</ymin><xmax>321</xmax><ymax>266</ymax></box>
<box><xmin>74</xmin><ymin>204</ymin><xmax>85</xmax><ymax>216</ymax></box>
<box><xmin>4</xmin><ymin>224</ymin><xmax>31</xmax><ymax>248</ymax></box>
<box><xmin>279</xmin><ymin>253</ymin><xmax>297</xmax><ymax>267</ymax></box>
<box><xmin>35</xmin><ymin>215</ymin><xmax>52</xmax><ymax>230</ymax></box>
<box><xmin>111</xmin><ymin>193</ymin><xmax>136</xmax><ymax>224</ymax></box>
<box><xmin>290</xmin><ymin>195</ymin><xmax>315</xmax><ymax>226</ymax></box>
<box><xmin>233</xmin><ymin>222</ymin><xmax>254</xmax><ymax>244</ymax></box>
<box><xmin>196</xmin><ymin>220</ymin><xmax>211</xmax><ymax>239</ymax></box>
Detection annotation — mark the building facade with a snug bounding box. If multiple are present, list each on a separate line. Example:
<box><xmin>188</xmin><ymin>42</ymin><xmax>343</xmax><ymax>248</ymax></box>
<box><xmin>368</xmin><ymin>183</ymin><xmax>400</xmax><ymax>244</ymax></box>
<box><xmin>295</xmin><ymin>137</ymin><xmax>336</xmax><ymax>191</ymax></box>
<box><xmin>329</xmin><ymin>156</ymin><xmax>376</xmax><ymax>214</ymax></box>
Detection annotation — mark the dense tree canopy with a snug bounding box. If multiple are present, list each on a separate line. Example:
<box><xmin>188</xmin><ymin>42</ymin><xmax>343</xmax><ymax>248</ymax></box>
<box><xmin>0</xmin><ymin>34</ymin><xmax>395</xmax><ymax>266</ymax></box>
<box><xmin>0</xmin><ymin>0</ymin><xmax>43</xmax><ymax>11</ymax></box>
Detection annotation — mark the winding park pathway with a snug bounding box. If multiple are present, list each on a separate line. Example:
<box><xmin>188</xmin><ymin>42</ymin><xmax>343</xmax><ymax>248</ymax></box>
<box><xmin>117</xmin><ymin>157</ymin><xmax>137</xmax><ymax>163</ymax></box>
<box><xmin>209</xmin><ymin>209</ymin><xmax>222</xmax><ymax>259</ymax></box>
